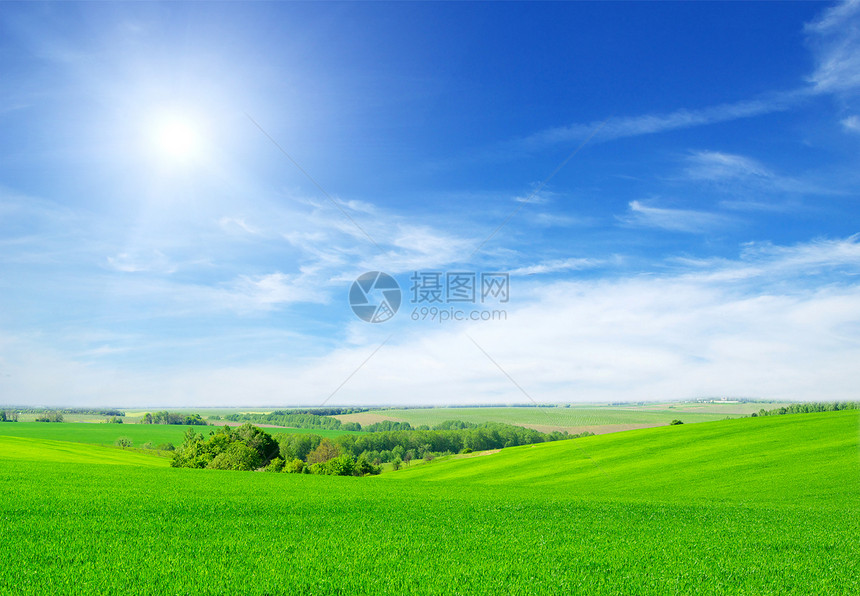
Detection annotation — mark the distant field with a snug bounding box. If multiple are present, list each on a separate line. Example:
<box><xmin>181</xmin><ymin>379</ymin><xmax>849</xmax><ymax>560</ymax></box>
<box><xmin>0</xmin><ymin>421</ymin><xmax>350</xmax><ymax>447</ymax></box>
<box><xmin>0</xmin><ymin>410</ymin><xmax>856</xmax><ymax>594</ymax></box>
<box><xmin>336</xmin><ymin>404</ymin><xmax>777</xmax><ymax>434</ymax></box>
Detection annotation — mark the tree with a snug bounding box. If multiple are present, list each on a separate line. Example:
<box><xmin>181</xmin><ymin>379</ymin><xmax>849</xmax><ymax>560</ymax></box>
<box><xmin>35</xmin><ymin>411</ymin><xmax>63</xmax><ymax>423</ymax></box>
<box><xmin>323</xmin><ymin>454</ymin><xmax>357</xmax><ymax>476</ymax></box>
<box><xmin>233</xmin><ymin>423</ymin><xmax>279</xmax><ymax>464</ymax></box>
<box><xmin>669</xmin><ymin>419</ymin><xmax>684</xmax><ymax>425</ymax></box>
<box><xmin>355</xmin><ymin>453</ymin><xmax>380</xmax><ymax>476</ymax></box>
<box><xmin>207</xmin><ymin>442</ymin><xmax>261</xmax><ymax>471</ymax></box>
<box><xmin>115</xmin><ymin>437</ymin><xmax>133</xmax><ymax>448</ymax></box>
<box><xmin>307</xmin><ymin>438</ymin><xmax>340</xmax><ymax>465</ymax></box>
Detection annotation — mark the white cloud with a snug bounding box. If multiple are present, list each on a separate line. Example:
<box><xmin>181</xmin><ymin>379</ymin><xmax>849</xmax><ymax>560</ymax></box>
<box><xmin>806</xmin><ymin>0</ymin><xmax>860</xmax><ymax>94</ymax></box>
<box><xmin>218</xmin><ymin>216</ymin><xmax>259</xmax><ymax>235</ymax></box>
<box><xmin>685</xmin><ymin>151</ymin><xmax>771</xmax><ymax>181</ymax></box>
<box><xmin>842</xmin><ymin>115</ymin><xmax>860</xmax><ymax>132</ymax></box>
<box><xmin>228</xmin><ymin>272</ymin><xmax>330</xmax><ymax>310</ymax></box>
<box><xmin>682</xmin><ymin>150</ymin><xmax>826</xmax><ymax>199</ymax></box>
<box><xmin>621</xmin><ymin>200</ymin><xmax>734</xmax><ymax>234</ymax></box>
<box><xmin>504</xmin><ymin>1</ymin><xmax>858</xmax><ymax>156</ymax></box>
<box><xmin>509</xmin><ymin>258</ymin><xmax>600</xmax><ymax>276</ymax></box>
<box><xmin>106</xmin><ymin>250</ymin><xmax>175</xmax><ymax>274</ymax></box>
<box><xmin>6</xmin><ymin>237</ymin><xmax>859</xmax><ymax>407</ymax></box>
<box><xmin>514</xmin><ymin>92</ymin><xmax>802</xmax><ymax>151</ymax></box>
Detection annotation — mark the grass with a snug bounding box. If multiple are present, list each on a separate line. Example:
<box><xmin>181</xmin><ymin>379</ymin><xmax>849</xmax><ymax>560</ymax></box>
<box><xmin>0</xmin><ymin>421</ymin><xmax>350</xmax><ymax>447</ymax></box>
<box><xmin>0</xmin><ymin>435</ymin><xmax>169</xmax><ymax>467</ymax></box>
<box><xmin>393</xmin><ymin>410</ymin><xmax>860</xmax><ymax>506</ymax></box>
<box><xmin>357</xmin><ymin>406</ymin><xmax>749</xmax><ymax>432</ymax></box>
<box><xmin>0</xmin><ymin>411</ymin><xmax>857</xmax><ymax>594</ymax></box>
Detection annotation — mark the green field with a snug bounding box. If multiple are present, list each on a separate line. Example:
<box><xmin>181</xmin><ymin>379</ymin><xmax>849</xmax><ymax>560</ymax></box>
<box><xmin>350</xmin><ymin>405</ymin><xmax>758</xmax><ymax>432</ymax></box>
<box><xmin>395</xmin><ymin>410</ymin><xmax>860</xmax><ymax>505</ymax></box>
<box><xmin>0</xmin><ymin>435</ymin><xmax>169</xmax><ymax>467</ymax></box>
<box><xmin>0</xmin><ymin>421</ymin><xmax>350</xmax><ymax>447</ymax></box>
<box><xmin>0</xmin><ymin>410</ymin><xmax>857</xmax><ymax>594</ymax></box>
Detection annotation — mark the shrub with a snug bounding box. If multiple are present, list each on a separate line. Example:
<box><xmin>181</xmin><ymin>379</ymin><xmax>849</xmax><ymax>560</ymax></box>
<box><xmin>115</xmin><ymin>437</ymin><xmax>133</xmax><ymax>448</ymax></box>
<box><xmin>285</xmin><ymin>458</ymin><xmax>305</xmax><ymax>474</ymax></box>
<box><xmin>670</xmin><ymin>419</ymin><xmax>684</xmax><ymax>426</ymax></box>
<box><xmin>157</xmin><ymin>442</ymin><xmax>175</xmax><ymax>451</ymax></box>
<box><xmin>265</xmin><ymin>457</ymin><xmax>285</xmax><ymax>473</ymax></box>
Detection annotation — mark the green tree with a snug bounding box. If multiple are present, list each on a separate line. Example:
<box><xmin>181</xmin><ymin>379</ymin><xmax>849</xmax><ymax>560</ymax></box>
<box><xmin>307</xmin><ymin>438</ymin><xmax>340</xmax><ymax>465</ymax></box>
<box><xmin>207</xmin><ymin>442</ymin><xmax>262</xmax><ymax>471</ymax></box>
<box><xmin>324</xmin><ymin>454</ymin><xmax>357</xmax><ymax>476</ymax></box>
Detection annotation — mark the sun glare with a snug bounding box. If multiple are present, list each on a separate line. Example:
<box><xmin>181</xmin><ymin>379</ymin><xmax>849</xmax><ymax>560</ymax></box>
<box><xmin>151</xmin><ymin>115</ymin><xmax>201</xmax><ymax>163</ymax></box>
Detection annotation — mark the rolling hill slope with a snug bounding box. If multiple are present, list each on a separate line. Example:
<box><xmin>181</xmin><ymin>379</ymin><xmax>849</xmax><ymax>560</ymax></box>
<box><xmin>0</xmin><ymin>410</ymin><xmax>857</xmax><ymax>594</ymax></box>
<box><xmin>0</xmin><ymin>435</ymin><xmax>170</xmax><ymax>467</ymax></box>
<box><xmin>390</xmin><ymin>410</ymin><xmax>860</xmax><ymax>505</ymax></box>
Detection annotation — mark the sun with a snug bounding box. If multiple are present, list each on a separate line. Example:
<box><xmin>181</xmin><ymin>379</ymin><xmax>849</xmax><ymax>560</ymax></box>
<box><xmin>150</xmin><ymin>114</ymin><xmax>202</xmax><ymax>163</ymax></box>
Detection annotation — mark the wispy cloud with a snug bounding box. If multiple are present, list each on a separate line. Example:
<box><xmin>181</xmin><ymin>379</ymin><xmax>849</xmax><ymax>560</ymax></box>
<box><xmin>509</xmin><ymin>257</ymin><xmax>600</xmax><ymax>276</ymax></box>
<box><xmin>218</xmin><ymin>216</ymin><xmax>260</xmax><ymax>236</ymax></box>
<box><xmin>683</xmin><ymin>150</ymin><xmax>826</xmax><ymax>199</ymax></box>
<box><xmin>502</xmin><ymin>1</ymin><xmax>857</xmax><ymax>156</ymax></box>
<box><xmin>842</xmin><ymin>115</ymin><xmax>860</xmax><ymax>132</ymax></box>
<box><xmin>514</xmin><ymin>91</ymin><xmax>804</xmax><ymax>152</ymax></box>
<box><xmin>106</xmin><ymin>250</ymin><xmax>176</xmax><ymax>274</ymax></box>
<box><xmin>620</xmin><ymin>200</ymin><xmax>734</xmax><ymax>234</ymax></box>
<box><xmin>685</xmin><ymin>151</ymin><xmax>771</xmax><ymax>181</ymax></box>
<box><xmin>227</xmin><ymin>272</ymin><xmax>330</xmax><ymax>310</ymax></box>
<box><xmin>805</xmin><ymin>0</ymin><xmax>860</xmax><ymax>94</ymax></box>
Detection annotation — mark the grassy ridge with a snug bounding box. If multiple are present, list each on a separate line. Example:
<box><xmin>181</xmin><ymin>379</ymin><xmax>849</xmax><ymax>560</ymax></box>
<box><xmin>0</xmin><ymin>421</ymin><xmax>348</xmax><ymax>447</ymax></box>
<box><xmin>394</xmin><ymin>410</ymin><xmax>860</xmax><ymax>505</ymax></box>
<box><xmin>0</xmin><ymin>411</ymin><xmax>857</xmax><ymax>594</ymax></box>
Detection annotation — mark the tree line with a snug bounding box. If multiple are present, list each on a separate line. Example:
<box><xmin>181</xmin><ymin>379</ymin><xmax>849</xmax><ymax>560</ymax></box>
<box><xmin>0</xmin><ymin>410</ymin><xmax>19</xmax><ymax>422</ymax></box>
<box><xmin>141</xmin><ymin>411</ymin><xmax>207</xmax><ymax>425</ymax></box>
<box><xmin>222</xmin><ymin>412</ymin><xmax>357</xmax><ymax>430</ymax></box>
<box><xmin>751</xmin><ymin>401</ymin><xmax>858</xmax><ymax>417</ymax></box>
<box><xmin>170</xmin><ymin>421</ymin><xmax>586</xmax><ymax>476</ymax></box>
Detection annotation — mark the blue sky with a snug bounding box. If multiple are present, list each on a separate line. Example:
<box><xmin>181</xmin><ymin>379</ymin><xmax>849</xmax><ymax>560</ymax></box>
<box><xmin>1</xmin><ymin>1</ymin><xmax>859</xmax><ymax>407</ymax></box>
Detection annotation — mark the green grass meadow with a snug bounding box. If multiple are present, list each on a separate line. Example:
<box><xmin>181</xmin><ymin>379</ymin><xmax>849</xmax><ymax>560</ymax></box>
<box><xmin>0</xmin><ymin>421</ymin><xmax>349</xmax><ymax>447</ymax></box>
<box><xmin>371</xmin><ymin>405</ymin><xmax>748</xmax><ymax>431</ymax></box>
<box><xmin>0</xmin><ymin>411</ymin><xmax>857</xmax><ymax>594</ymax></box>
